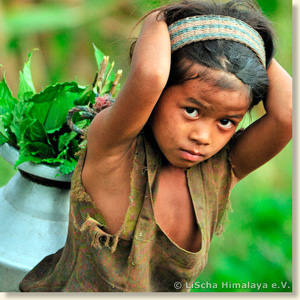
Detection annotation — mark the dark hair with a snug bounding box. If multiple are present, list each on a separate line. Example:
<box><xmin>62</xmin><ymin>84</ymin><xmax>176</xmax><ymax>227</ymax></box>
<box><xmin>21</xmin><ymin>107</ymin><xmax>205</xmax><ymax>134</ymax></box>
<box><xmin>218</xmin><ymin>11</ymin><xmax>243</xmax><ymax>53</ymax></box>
<box><xmin>130</xmin><ymin>0</ymin><xmax>276</xmax><ymax>109</ymax></box>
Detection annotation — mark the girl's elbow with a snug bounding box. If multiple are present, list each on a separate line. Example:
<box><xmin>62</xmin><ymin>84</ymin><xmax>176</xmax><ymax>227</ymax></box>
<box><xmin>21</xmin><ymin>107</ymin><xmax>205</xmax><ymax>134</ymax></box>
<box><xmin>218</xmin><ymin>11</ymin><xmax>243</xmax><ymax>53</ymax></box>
<box><xmin>130</xmin><ymin>64</ymin><xmax>169</xmax><ymax>91</ymax></box>
<box><xmin>278</xmin><ymin>103</ymin><xmax>292</xmax><ymax>138</ymax></box>
<box><xmin>268</xmin><ymin>94</ymin><xmax>292</xmax><ymax>129</ymax></box>
<box><xmin>281</xmin><ymin>95</ymin><xmax>293</xmax><ymax>129</ymax></box>
<box><xmin>275</xmin><ymin>97</ymin><xmax>293</xmax><ymax>138</ymax></box>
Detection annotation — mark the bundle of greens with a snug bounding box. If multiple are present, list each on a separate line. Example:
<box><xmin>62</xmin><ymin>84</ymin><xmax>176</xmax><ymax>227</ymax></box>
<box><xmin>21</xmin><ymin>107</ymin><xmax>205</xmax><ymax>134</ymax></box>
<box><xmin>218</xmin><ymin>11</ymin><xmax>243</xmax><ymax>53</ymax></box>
<box><xmin>0</xmin><ymin>44</ymin><xmax>121</xmax><ymax>176</ymax></box>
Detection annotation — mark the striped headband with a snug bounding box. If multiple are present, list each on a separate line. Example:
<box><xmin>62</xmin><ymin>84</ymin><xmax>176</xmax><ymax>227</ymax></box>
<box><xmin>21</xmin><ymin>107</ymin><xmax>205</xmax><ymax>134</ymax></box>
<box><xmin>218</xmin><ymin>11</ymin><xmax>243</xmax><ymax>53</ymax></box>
<box><xmin>169</xmin><ymin>15</ymin><xmax>266</xmax><ymax>68</ymax></box>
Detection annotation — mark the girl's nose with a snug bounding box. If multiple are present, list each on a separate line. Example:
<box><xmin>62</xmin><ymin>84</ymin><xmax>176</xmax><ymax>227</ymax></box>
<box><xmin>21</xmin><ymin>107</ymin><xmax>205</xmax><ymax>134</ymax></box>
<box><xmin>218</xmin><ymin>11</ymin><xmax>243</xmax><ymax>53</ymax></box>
<box><xmin>189</xmin><ymin>123</ymin><xmax>212</xmax><ymax>145</ymax></box>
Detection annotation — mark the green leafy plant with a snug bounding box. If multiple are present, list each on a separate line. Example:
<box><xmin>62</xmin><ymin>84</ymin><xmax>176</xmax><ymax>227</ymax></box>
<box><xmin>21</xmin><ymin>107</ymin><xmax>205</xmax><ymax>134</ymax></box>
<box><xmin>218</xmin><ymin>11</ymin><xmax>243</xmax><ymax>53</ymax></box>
<box><xmin>0</xmin><ymin>44</ymin><xmax>122</xmax><ymax>176</ymax></box>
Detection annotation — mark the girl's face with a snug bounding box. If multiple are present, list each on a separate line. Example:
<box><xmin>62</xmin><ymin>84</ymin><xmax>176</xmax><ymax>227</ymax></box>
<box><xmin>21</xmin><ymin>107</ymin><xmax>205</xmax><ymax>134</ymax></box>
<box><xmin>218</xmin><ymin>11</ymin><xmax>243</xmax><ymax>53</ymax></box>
<box><xmin>150</xmin><ymin>68</ymin><xmax>250</xmax><ymax>169</ymax></box>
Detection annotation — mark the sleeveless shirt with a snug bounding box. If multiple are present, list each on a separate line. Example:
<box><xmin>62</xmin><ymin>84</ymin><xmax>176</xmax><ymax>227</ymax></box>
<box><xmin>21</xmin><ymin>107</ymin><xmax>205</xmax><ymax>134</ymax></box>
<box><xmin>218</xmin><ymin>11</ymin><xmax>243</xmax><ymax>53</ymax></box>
<box><xmin>19</xmin><ymin>132</ymin><xmax>235</xmax><ymax>292</ymax></box>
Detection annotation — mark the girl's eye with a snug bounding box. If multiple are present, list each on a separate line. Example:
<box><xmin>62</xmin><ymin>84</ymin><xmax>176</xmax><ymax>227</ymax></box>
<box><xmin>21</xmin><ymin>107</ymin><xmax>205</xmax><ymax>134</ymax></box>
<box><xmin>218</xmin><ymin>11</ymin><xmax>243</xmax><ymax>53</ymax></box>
<box><xmin>184</xmin><ymin>107</ymin><xmax>199</xmax><ymax>118</ymax></box>
<box><xmin>219</xmin><ymin>119</ymin><xmax>234</xmax><ymax>129</ymax></box>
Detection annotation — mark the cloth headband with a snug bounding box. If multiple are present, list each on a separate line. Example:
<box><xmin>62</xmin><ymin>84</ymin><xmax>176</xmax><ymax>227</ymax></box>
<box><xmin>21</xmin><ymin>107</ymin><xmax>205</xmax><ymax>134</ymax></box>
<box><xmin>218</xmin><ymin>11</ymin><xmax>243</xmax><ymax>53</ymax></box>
<box><xmin>168</xmin><ymin>15</ymin><xmax>266</xmax><ymax>68</ymax></box>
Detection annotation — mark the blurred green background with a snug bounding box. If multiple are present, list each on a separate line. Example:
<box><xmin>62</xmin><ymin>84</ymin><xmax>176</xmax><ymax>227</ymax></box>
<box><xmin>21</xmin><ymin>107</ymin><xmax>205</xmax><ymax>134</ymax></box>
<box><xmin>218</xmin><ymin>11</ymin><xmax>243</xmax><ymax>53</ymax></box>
<box><xmin>0</xmin><ymin>0</ymin><xmax>292</xmax><ymax>293</ymax></box>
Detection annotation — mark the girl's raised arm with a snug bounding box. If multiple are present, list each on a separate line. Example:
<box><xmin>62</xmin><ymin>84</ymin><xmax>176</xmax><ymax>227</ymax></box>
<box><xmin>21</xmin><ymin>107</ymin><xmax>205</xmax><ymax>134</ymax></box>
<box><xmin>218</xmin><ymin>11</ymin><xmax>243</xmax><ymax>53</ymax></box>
<box><xmin>230</xmin><ymin>59</ymin><xmax>292</xmax><ymax>181</ymax></box>
<box><xmin>87</xmin><ymin>12</ymin><xmax>171</xmax><ymax>160</ymax></box>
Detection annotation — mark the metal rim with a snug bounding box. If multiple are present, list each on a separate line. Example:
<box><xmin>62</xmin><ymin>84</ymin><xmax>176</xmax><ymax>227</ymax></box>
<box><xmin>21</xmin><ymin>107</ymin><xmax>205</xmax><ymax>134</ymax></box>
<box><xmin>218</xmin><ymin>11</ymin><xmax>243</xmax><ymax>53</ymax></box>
<box><xmin>0</xmin><ymin>143</ymin><xmax>73</xmax><ymax>183</ymax></box>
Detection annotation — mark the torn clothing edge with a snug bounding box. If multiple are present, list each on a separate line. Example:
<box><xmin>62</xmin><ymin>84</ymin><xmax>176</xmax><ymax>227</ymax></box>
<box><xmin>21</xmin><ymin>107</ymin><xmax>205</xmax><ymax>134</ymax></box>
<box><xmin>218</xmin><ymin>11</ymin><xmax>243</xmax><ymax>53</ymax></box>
<box><xmin>228</xmin><ymin>128</ymin><xmax>245</xmax><ymax>190</ymax></box>
<box><xmin>214</xmin><ymin>129</ymin><xmax>244</xmax><ymax>237</ymax></box>
<box><xmin>75</xmin><ymin>128</ymin><xmax>89</xmax><ymax>158</ymax></box>
<box><xmin>80</xmin><ymin>216</ymin><xmax>123</xmax><ymax>253</ymax></box>
<box><xmin>73</xmin><ymin>134</ymin><xmax>144</xmax><ymax>252</ymax></box>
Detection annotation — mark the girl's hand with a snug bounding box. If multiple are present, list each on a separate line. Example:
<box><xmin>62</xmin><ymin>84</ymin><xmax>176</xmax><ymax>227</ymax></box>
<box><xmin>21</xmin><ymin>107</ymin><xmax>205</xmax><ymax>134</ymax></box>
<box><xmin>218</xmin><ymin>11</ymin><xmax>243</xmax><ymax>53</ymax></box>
<box><xmin>230</xmin><ymin>59</ymin><xmax>292</xmax><ymax>182</ymax></box>
<box><xmin>87</xmin><ymin>11</ymin><xmax>171</xmax><ymax>163</ymax></box>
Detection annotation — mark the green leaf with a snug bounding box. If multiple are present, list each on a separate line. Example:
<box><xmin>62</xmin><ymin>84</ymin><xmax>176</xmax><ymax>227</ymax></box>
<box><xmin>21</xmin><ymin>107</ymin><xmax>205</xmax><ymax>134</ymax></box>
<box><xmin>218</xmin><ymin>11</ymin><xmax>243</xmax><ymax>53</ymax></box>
<box><xmin>0</xmin><ymin>133</ymin><xmax>8</xmax><ymax>145</ymax></box>
<box><xmin>17</xmin><ymin>119</ymin><xmax>53</xmax><ymax>163</ymax></box>
<box><xmin>93</xmin><ymin>44</ymin><xmax>113</xmax><ymax>82</ymax></box>
<box><xmin>93</xmin><ymin>43</ymin><xmax>105</xmax><ymax>70</ymax></box>
<box><xmin>92</xmin><ymin>45</ymin><xmax>122</xmax><ymax>96</ymax></box>
<box><xmin>58</xmin><ymin>131</ymin><xmax>77</xmax><ymax>152</ymax></box>
<box><xmin>28</xmin><ymin>81</ymin><xmax>84</xmax><ymax>132</ymax></box>
<box><xmin>28</xmin><ymin>102</ymin><xmax>49</xmax><ymax>127</ymax></box>
<box><xmin>102</xmin><ymin>81</ymin><xmax>114</xmax><ymax>94</ymax></box>
<box><xmin>40</xmin><ymin>157</ymin><xmax>62</xmax><ymax>164</ymax></box>
<box><xmin>58</xmin><ymin>157</ymin><xmax>77</xmax><ymax>175</ymax></box>
<box><xmin>15</xmin><ymin>118</ymin><xmax>55</xmax><ymax>167</ymax></box>
<box><xmin>12</xmin><ymin>100</ymin><xmax>34</xmax><ymax>123</ymax></box>
<box><xmin>74</xmin><ymin>86</ymin><xmax>95</xmax><ymax>106</ymax></box>
<box><xmin>0</xmin><ymin>73</ymin><xmax>17</xmax><ymax>114</ymax></box>
<box><xmin>46</xmin><ymin>127</ymin><xmax>62</xmax><ymax>134</ymax></box>
<box><xmin>57</xmin><ymin>119</ymin><xmax>87</xmax><ymax>152</ymax></box>
<box><xmin>21</xmin><ymin>141</ymin><xmax>55</xmax><ymax>158</ymax></box>
<box><xmin>23</xmin><ymin>119</ymin><xmax>49</xmax><ymax>143</ymax></box>
<box><xmin>10</xmin><ymin>100</ymin><xmax>34</xmax><ymax>143</ymax></box>
<box><xmin>1</xmin><ymin>112</ymin><xmax>17</xmax><ymax>145</ymax></box>
<box><xmin>1</xmin><ymin>112</ymin><xmax>13</xmax><ymax>128</ymax></box>
<box><xmin>107</xmin><ymin>69</ymin><xmax>115</xmax><ymax>82</ymax></box>
<box><xmin>14</xmin><ymin>140</ymin><xmax>54</xmax><ymax>168</ymax></box>
<box><xmin>1</xmin><ymin>45</ymin><xmax>120</xmax><ymax>171</ymax></box>
<box><xmin>0</xmin><ymin>122</ymin><xmax>9</xmax><ymax>145</ymax></box>
<box><xmin>28</xmin><ymin>81</ymin><xmax>81</xmax><ymax>104</ymax></box>
<box><xmin>19</xmin><ymin>119</ymin><xmax>35</xmax><ymax>143</ymax></box>
<box><xmin>18</xmin><ymin>49</ymin><xmax>37</xmax><ymax>100</ymax></box>
<box><xmin>14</xmin><ymin>152</ymin><xmax>43</xmax><ymax>168</ymax></box>
<box><xmin>44</xmin><ymin>91</ymin><xmax>77</xmax><ymax>132</ymax></box>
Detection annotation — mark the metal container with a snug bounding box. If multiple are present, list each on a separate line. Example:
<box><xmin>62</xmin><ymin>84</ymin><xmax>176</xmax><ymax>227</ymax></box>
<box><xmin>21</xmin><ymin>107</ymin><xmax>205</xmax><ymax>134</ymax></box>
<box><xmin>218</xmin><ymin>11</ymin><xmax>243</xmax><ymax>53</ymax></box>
<box><xmin>0</xmin><ymin>143</ymin><xmax>72</xmax><ymax>292</ymax></box>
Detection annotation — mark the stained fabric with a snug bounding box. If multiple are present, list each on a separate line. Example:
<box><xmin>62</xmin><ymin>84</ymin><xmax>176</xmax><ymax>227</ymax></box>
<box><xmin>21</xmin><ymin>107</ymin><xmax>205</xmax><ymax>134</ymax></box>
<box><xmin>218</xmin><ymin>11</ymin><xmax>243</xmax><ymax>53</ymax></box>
<box><xmin>19</xmin><ymin>131</ymin><xmax>235</xmax><ymax>292</ymax></box>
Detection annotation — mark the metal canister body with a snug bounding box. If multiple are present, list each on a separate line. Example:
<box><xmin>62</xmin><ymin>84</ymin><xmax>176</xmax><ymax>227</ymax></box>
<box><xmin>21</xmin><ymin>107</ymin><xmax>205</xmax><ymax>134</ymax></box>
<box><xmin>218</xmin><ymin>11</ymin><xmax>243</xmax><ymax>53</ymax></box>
<box><xmin>0</xmin><ymin>143</ymin><xmax>71</xmax><ymax>292</ymax></box>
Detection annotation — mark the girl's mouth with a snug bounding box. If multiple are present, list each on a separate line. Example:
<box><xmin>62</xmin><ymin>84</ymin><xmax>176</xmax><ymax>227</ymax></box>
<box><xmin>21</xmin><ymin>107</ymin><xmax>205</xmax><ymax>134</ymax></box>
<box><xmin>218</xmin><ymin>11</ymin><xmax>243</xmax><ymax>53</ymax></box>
<box><xmin>179</xmin><ymin>149</ymin><xmax>204</xmax><ymax>162</ymax></box>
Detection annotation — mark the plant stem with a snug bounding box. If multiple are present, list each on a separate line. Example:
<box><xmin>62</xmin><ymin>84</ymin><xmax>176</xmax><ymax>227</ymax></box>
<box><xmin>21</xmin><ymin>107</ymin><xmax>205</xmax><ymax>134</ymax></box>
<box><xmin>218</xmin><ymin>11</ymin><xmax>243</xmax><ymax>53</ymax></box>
<box><xmin>110</xmin><ymin>69</ymin><xmax>122</xmax><ymax>96</ymax></box>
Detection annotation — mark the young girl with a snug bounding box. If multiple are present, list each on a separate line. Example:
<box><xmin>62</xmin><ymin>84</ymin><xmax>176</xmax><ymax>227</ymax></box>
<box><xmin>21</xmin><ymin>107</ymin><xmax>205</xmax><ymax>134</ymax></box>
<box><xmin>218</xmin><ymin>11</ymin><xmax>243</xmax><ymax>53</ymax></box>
<box><xmin>19</xmin><ymin>0</ymin><xmax>292</xmax><ymax>292</ymax></box>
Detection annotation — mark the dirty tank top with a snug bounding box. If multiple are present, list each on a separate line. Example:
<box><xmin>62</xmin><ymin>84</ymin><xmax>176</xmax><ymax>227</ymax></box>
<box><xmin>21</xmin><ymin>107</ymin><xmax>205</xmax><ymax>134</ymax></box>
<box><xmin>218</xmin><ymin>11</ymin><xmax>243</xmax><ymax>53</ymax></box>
<box><xmin>19</xmin><ymin>132</ymin><xmax>235</xmax><ymax>292</ymax></box>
